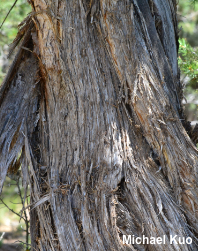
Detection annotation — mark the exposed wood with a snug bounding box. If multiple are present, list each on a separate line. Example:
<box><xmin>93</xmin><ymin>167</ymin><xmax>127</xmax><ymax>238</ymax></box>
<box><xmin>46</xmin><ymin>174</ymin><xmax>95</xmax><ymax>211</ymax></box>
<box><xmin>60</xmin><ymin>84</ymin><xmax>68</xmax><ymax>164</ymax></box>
<box><xmin>0</xmin><ymin>0</ymin><xmax>198</xmax><ymax>250</ymax></box>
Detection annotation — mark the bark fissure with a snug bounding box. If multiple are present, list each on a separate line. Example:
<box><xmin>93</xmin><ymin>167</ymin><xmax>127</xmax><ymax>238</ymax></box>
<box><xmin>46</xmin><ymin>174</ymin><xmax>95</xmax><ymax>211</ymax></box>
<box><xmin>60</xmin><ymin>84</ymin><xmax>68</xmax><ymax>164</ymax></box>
<box><xmin>0</xmin><ymin>0</ymin><xmax>198</xmax><ymax>250</ymax></box>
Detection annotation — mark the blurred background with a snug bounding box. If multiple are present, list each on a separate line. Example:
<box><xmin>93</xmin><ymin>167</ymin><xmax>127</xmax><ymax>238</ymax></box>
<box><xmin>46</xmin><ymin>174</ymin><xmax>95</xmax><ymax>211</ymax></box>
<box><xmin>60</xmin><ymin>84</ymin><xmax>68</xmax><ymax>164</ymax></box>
<box><xmin>0</xmin><ymin>0</ymin><xmax>198</xmax><ymax>250</ymax></box>
<box><xmin>178</xmin><ymin>0</ymin><xmax>198</xmax><ymax>125</ymax></box>
<box><xmin>0</xmin><ymin>2</ymin><xmax>32</xmax><ymax>250</ymax></box>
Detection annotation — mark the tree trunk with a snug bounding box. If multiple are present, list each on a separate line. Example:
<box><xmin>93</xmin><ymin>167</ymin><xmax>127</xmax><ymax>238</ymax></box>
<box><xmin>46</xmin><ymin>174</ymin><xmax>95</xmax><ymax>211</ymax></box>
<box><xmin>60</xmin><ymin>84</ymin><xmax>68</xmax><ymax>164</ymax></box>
<box><xmin>0</xmin><ymin>0</ymin><xmax>198</xmax><ymax>250</ymax></box>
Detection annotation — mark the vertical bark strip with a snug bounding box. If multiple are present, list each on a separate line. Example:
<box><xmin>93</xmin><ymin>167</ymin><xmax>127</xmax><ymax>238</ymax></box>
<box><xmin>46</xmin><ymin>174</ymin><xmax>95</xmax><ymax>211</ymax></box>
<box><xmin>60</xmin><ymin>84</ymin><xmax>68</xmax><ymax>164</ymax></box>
<box><xmin>0</xmin><ymin>0</ymin><xmax>198</xmax><ymax>250</ymax></box>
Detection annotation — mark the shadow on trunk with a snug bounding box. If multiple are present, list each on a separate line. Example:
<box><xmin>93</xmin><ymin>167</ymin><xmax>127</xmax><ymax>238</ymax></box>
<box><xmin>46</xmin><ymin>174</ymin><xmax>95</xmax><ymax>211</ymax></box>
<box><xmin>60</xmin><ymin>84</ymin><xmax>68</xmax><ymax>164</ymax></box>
<box><xmin>0</xmin><ymin>0</ymin><xmax>198</xmax><ymax>250</ymax></box>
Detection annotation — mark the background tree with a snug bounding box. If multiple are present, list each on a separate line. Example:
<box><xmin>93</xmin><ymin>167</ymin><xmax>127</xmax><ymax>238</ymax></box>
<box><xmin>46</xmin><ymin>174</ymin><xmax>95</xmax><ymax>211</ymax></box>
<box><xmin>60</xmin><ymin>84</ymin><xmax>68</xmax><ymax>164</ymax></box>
<box><xmin>0</xmin><ymin>0</ymin><xmax>198</xmax><ymax>250</ymax></box>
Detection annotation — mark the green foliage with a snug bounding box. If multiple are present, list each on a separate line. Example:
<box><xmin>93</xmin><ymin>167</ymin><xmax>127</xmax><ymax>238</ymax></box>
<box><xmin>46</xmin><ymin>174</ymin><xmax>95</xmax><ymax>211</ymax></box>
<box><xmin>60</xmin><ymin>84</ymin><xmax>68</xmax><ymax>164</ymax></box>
<box><xmin>0</xmin><ymin>0</ymin><xmax>31</xmax><ymax>83</ymax></box>
<box><xmin>0</xmin><ymin>0</ymin><xmax>31</xmax><ymax>45</ymax></box>
<box><xmin>178</xmin><ymin>0</ymin><xmax>198</xmax><ymax>123</ymax></box>
<box><xmin>0</xmin><ymin>177</ymin><xmax>26</xmax><ymax>224</ymax></box>
<box><xmin>190</xmin><ymin>0</ymin><xmax>198</xmax><ymax>4</ymax></box>
<box><xmin>178</xmin><ymin>38</ymin><xmax>198</xmax><ymax>80</ymax></box>
<box><xmin>178</xmin><ymin>0</ymin><xmax>198</xmax><ymax>47</ymax></box>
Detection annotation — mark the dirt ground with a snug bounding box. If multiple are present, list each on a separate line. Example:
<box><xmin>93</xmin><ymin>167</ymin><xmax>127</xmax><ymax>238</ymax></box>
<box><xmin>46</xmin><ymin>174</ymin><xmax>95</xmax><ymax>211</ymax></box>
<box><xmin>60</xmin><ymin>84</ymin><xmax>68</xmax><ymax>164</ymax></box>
<box><xmin>0</xmin><ymin>243</ymin><xmax>23</xmax><ymax>251</ymax></box>
<box><xmin>0</xmin><ymin>232</ymin><xmax>25</xmax><ymax>251</ymax></box>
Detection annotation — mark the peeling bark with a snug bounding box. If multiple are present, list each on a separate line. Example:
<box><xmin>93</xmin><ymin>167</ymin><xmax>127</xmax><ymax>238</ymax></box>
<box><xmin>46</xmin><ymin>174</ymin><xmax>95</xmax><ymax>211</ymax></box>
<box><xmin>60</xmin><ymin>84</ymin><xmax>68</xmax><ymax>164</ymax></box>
<box><xmin>0</xmin><ymin>0</ymin><xmax>198</xmax><ymax>250</ymax></box>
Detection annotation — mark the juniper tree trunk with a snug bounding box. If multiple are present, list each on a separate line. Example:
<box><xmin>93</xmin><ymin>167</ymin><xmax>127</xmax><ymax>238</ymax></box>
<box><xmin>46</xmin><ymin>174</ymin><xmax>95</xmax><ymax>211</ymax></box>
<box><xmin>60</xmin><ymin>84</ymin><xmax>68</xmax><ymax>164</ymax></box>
<box><xmin>0</xmin><ymin>0</ymin><xmax>198</xmax><ymax>250</ymax></box>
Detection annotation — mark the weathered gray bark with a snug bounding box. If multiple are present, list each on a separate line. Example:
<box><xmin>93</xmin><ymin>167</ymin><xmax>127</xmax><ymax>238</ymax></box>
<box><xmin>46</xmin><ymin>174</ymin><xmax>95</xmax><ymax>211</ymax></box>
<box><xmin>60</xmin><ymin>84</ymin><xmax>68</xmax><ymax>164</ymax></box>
<box><xmin>0</xmin><ymin>0</ymin><xmax>198</xmax><ymax>250</ymax></box>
